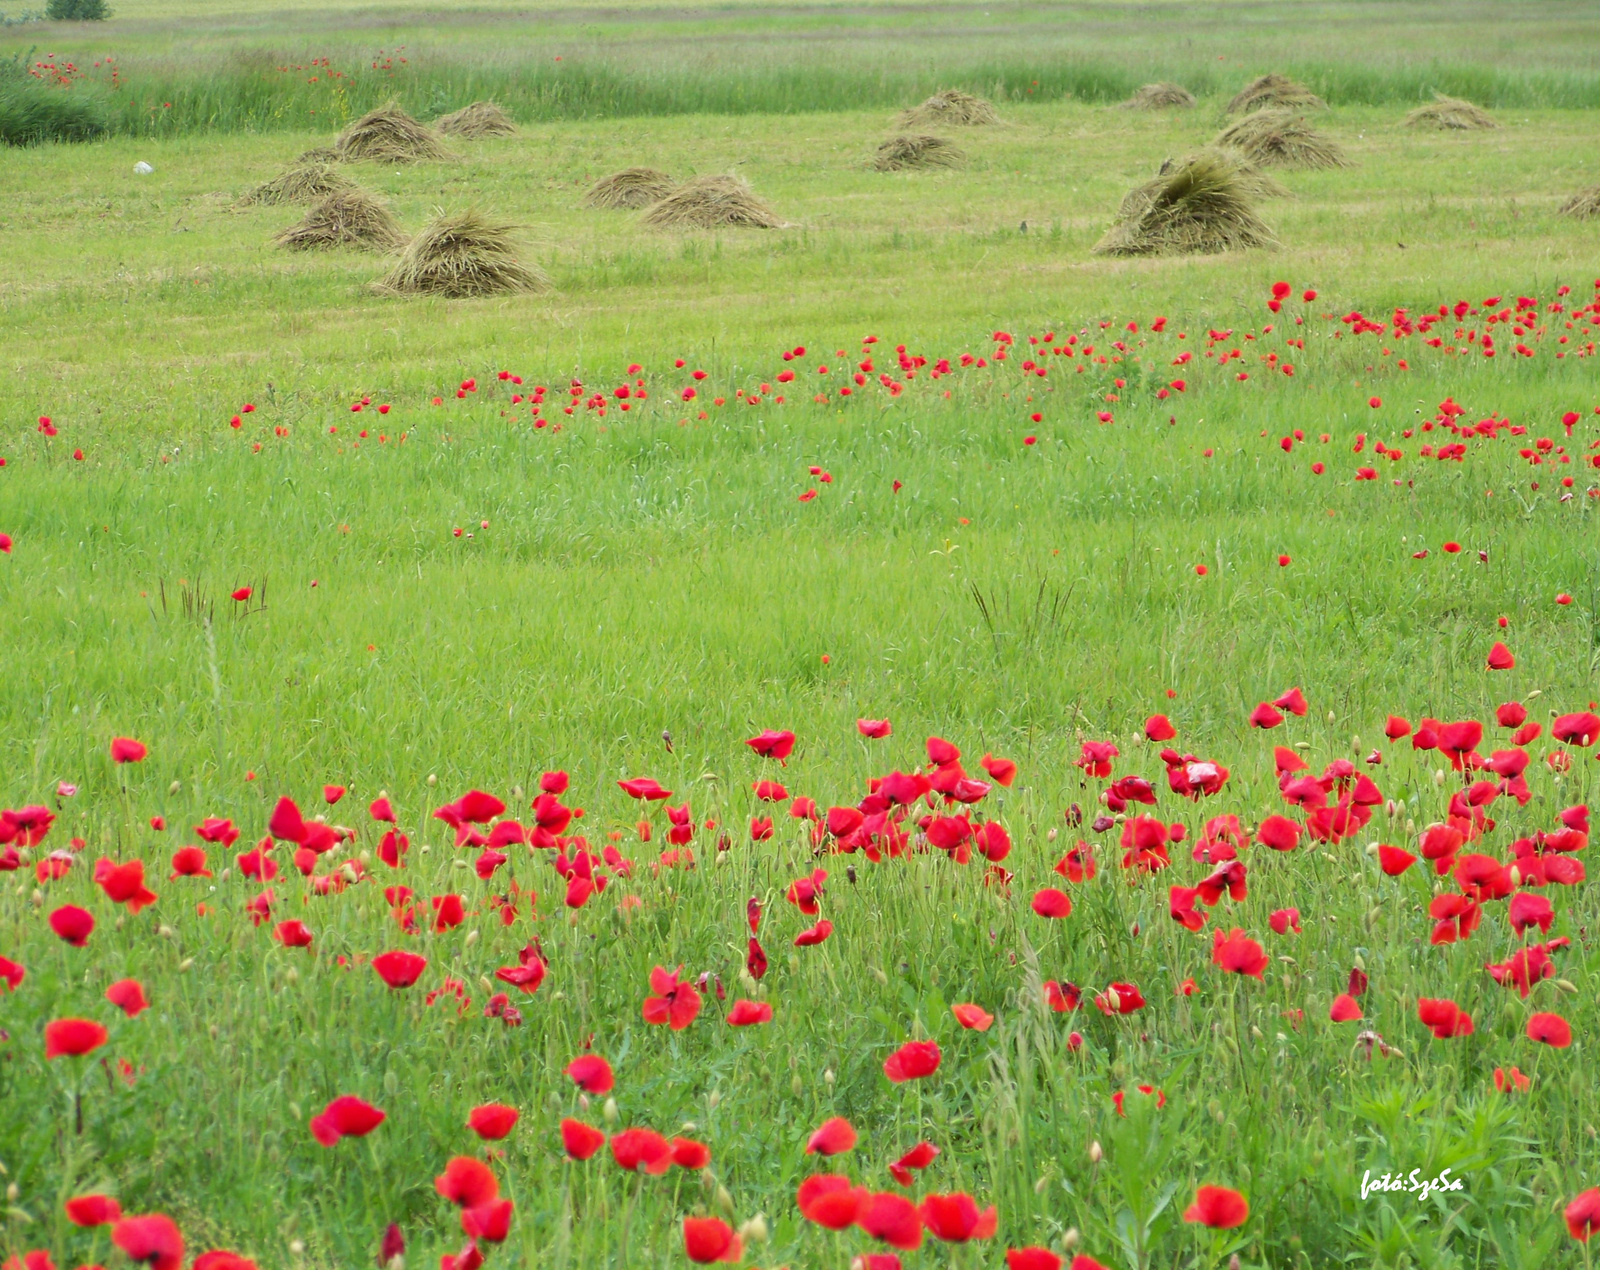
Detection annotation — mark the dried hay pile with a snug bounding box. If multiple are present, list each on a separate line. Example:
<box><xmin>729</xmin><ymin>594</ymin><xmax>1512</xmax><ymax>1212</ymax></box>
<box><xmin>1212</xmin><ymin>109</ymin><xmax>1350</xmax><ymax>169</ymax></box>
<box><xmin>583</xmin><ymin>167</ymin><xmax>678</xmax><ymax>209</ymax></box>
<box><xmin>640</xmin><ymin>175</ymin><xmax>784</xmax><ymax>229</ymax></box>
<box><xmin>296</xmin><ymin>146</ymin><xmax>339</xmax><ymax>164</ymax></box>
<box><xmin>1094</xmin><ymin>150</ymin><xmax>1279</xmax><ymax>257</ymax></box>
<box><xmin>1120</xmin><ymin>82</ymin><xmax>1197</xmax><ymax>110</ymax></box>
<box><xmin>374</xmin><ymin>209</ymin><xmax>549</xmax><ymax>297</ymax></box>
<box><xmin>1227</xmin><ymin>73</ymin><xmax>1326</xmax><ymax>114</ymax></box>
<box><xmin>1558</xmin><ymin>185</ymin><xmax>1600</xmax><ymax>219</ymax></box>
<box><xmin>1404</xmin><ymin>93</ymin><xmax>1496</xmax><ymax>130</ymax></box>
<box><xmin>898</xmin><ymin>88</ymin><xmax>999</xmax><ymax>128</ymax></box>
<box><xmin>273</xmin><ymin>189</ymin><xmax>408</xmax><ymax>251</ymax></box>
<box><xmin>334</xmin><ymin>102</ymin><xmax>454</xmax><ymax>164</ymax></box>
<box><xmin>434</xmin><ymin>100</ymin><xmax>516</xmax><ymax>139</ymax></box>
<box><xmin>871</xmin><ymin>133</ymin><xmax>965</xmax><ymax>171</ymax></box>
<box><xmin>238</xmin><ymin>161</ymin><xmax>354</xmax><ymax>207</ymax></box>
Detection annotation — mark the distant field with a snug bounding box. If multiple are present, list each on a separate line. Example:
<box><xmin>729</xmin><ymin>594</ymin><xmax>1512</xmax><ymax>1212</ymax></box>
<box><xmin>4</xmin><ymin>5</ymin><xmax>1600</xmax><ymax>1270</ymax></box>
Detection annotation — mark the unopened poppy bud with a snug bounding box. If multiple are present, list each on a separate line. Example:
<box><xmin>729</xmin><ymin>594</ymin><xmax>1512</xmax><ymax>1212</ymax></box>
<box><xmin>1508</xmin><ymin>864</ymin><xmax>1521</xmax><ymax>886</ymax></box>
<box><xmin>873</xmin><ymin>967</ymin><xmax>888</xmax><ymax>985</ymax></box>
<box><xmin>512</xmin><ymin>786</ymin><xmax>524</xmax><ymax>800</ymax></box>
<box><xmin>179</xmin><ymin>958</ymin><xmax>195</xmax><ymax>972</ymax></box>
<box><xmin>708</xmin><ymin>1089</ymin><xmax>721</xmax><ymax>1110</ymax></box>
<box><xmin>1405</xmin><ymin>819</ymin><xmax>1416</xmax><ymax>835</ymax></box>
<box><xmin>1063</xmin><ymin>1227</ymin><xmax>1080</xmax><ymax>1250</ymax></box>
<box><xmin>602</xmin><ymin>1097</ymin><xmax>618</xmax><ymax>1126</ymax></box>
<box><xmin>579</xmin><ymin>1093</ymin><xmax>590</xmax><ymax>1111</ymax></box>
<box><xmin>1229</xmin><ymin>1256</ymin><xmax>1242</xmax><ymax>1270</ymax></box>
<box><xmin>6</xmin><ymin>1183</ymin><xmax>19</xmax><ymax>1202</ymax></box>
<box><xmin>465</xmin><ymin>929</ymin><xmax>479</xmax><ymax>945</ymax></box>
<box><xmin>791</xmin><ymin>1074</ymin><xmax>804</xmax><ymax>1097</ymax></box>
<box><xmin>359</xmin><ymin>849</ymin><xmax>372</xmax><ymax>864</ymax></box>
<box><xmin>1352</xmin><ymin>953</ymin><xmax>1365</xmax><ymax>971</ymax></box>
<box><xmin>1433</xmin><ymin>770</ymin><xmax>1446</xmax><ymax>785</ymax></box>
<box><xmin>1557</xmin><ymin>978</ymin><xmax>1579</xmax><ymax>993</ymax></box>
<box><xmin>1047</xmin><ymin>827</ymin><xmax>1058</xmax><ymax>841</ymax></box>
<box><xmin>1088</xmin><ymin>1140</ymin><xmax>1102</xmax><ymax>1163</ymax></box>
<box><xmin>158</xmin><ymin>924</ymin><xmax>175</xmax><ymax>938</ymax></box>
<box><xmin>383</xmin><ymin>1069</ymin><xmax>399</xmax><ymax>1095</ymax></box>
<box><xmin>1385</xmin><ymin>800</ymin><xmax>1398</xmax><ymax>818</ymax></box>
<box><xmin>219</xmin><ymin>868</ymin><xmax>232</xmax><ymax>883</ymax></box>
<box><xmin>1250</xmin><ymin>1025</ymin><xmax>1264</xmax><ymax>1040</ymax></box>
<box><xmin>714</xmin><ymin>1186</ymin><xmax>735</xmax><ymax>1218</ymax></box>
<box><xmin>30</xmin><ymin>889</ymin><xmax>42</xmax><ymax>907</ymax></box>
<box><xmin>420</xmin><ymin>844</ymin><xmax>431</xmax><ymax>854</ymax></box>
<box><xmin>385</xmin><ymin>1258</ymin><xmax>404</xmax><ymax>1270</ymax></box>
<box><xmin>290</xmin><ymin>1241</ymin><xmax>305</xmax><ymax>1256</ymax></box>
<box><xmin>427</xmin><ymin>774</ymin><xmax>437</xmax><ymax>786</ymax></box>
<box><xmin>1326</xmin><ymin>711</ymin><xmax>1336</xmax><ymax>723</ymax></box>
<box><xmin>824</xmin><ymin>1068</ymin><xmax>835</xmax><ymax>1086</ymax></box>
<box><xmin>285</xmin><ymin>966</ymin><xmax>299</xmax><ymax>983</ymax></box>
<box><xmin>168</xmin><ymin>780</ymin><xmax>182</xmax><ymax>795</ymax></box>
<box><xmin>289</xmin><ymin>1102</ymin><xmax>302</xmax><ymax>1121</ymax></box>
<box><xmin>737</xmin><ymin>1214</ymin><xmax>768</xmax><ymax>1244</ymax></box>
<box><xmin>1130</xmin><ymin>921</ymin><xmax>1140</xmax><ymax>937</ymax></box>
<box><xmin>1350</xmin><ymin>735</ymin><xmax>1359</xmax><ymax>752</ymax></box>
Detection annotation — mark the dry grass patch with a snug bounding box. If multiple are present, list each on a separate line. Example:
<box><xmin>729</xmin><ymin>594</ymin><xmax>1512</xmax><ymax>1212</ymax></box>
<box><xmin>1227</xmin><ymin>73</ymin><xmax>1326</xmax><ymax>114</ymax></box>
<box><xmin>1120</xmin><ymin>82</ymin><xmax>1197</xmax><ymax>110</ymax></box>
<box><xmin>1405</xmin><ymin>93</ymin><xmax>1497</xmax><ymax>130</ymax></box>
<box><xmin>238</xmin><ymin>161</ymin><xmax>355</xmax><ymax>207</ymax></box>
<box><xmin>898</xmin><ymin>89</ymin><xmax>999</xmax><ymax>128</ymax></box>
<box><xmin>434</xmin><ymin>100</ymin><xmax>516</xmax><ymax>139</ymax></box>
<box><xmin>871</xmin><ymin>133</ymin><xmax>965</xmax><ymax>171</ymax></box>
<box><xmin>583</xmin><ymin>168</ymin><xmax>678</xmax><ymax>209</ymax></box>
<box><xmin>1559</xmin><ymin>185</ymin><xmax>1600</xmax><ymax>219</ymax></box>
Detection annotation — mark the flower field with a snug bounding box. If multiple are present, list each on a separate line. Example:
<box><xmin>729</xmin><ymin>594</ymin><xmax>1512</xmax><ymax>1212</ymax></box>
<box><xmin>3</xmin><ymin>2</ymin><xmax>1600</xmax><ymax>1267</ymax></box>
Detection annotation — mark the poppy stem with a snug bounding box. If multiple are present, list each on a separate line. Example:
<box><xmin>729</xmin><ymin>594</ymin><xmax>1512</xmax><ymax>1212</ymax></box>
<box><xmin>615</xmin><ymin>1169</ymin><xmax>643</xmax><ymax>1267</ymax></box>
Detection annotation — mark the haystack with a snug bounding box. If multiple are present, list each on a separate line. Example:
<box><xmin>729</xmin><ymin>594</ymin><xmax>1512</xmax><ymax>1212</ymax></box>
<box><xmin>583</xmin><ymin>167</ymin><xmax>677</xmax><ymax>209</ymax></box>
<box><xmin>1404</xmin><ymin>93</ymin><xmax>1496</xmax><ymax>130</ymax></box>
<box><xmin>1120</xmin><ymin>82</ymin><xmax>1197</xmax><ymax>110</ymax></box>
<box><xmin>238</xmin><ymin>161</ymin><xmax>355</xmax><ymax>207</ymax></box>
<box><xmin>1212</xmin><ymin>109</ymin><xmax>1350</xmax><ymax>169</ymax></box>
<box><xmin>640</xmin><ymin>175</ymin><xmax>783</xmax><ymax>229</ymax></box>
<box><xmin>434</xmin><ymin>100</ymin><xmax>516</xmax><ymax>139</ymax></box>
<box><xmin>297</xmin><ymin>146</ymin><xmax>339</xmax><ymax>164</ymax></box>
<box><xmin>1559</xmin><ymin>185</ymin><xmax>1600</xmax><ymax>219</ymax></box>
<box><xmin>1160</xmin><ymin>150</ymin><xmax>1289</xmax><ymax>201</ymax></box>
<box><xmin>898</xmin><ymin>89</ymin><xmax>999</xmax><ymax>128</ymax></box>
<box><xmin>273</xmin><ymin>189</ymin><xmax>408</xmax><ymax>251</ymax></box>
<box><xmin>335</xmin><ymin>102</ymin><xmax>453</xmax><ymax>164</ymax></box>
<box><xmin>1093</xmin><ymin>150</ymin><xmax>1278</xmax><ymax>256</ymax></box>
<box><xmin>1227</xmin><ymin>73</ymin><xmax>1326</xmax><ymax>114</ymax></box>
<box><xmin>374</xmin><ymin>209</ymin><xmax>549</xmax><ymax>297</ymax></box>
<box><xmin>872</xmin><ymin>133</ymin><xmax>964</xmax><ymax>171</ymax></box>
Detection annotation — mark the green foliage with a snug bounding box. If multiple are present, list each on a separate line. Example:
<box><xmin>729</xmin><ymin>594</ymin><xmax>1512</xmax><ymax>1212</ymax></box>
<box><xmin>44</xmin><ymin>0</ymin><xmax>107</xmax><ymax>18</ymax></box>
<box><xmin>0</xmin><ymin>76</ymin><xmax>104</xmax><ymax>143</ymax></box>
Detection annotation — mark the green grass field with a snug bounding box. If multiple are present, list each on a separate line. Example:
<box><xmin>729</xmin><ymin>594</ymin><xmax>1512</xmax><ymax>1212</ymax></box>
<box><xmin>3</xmin><ymin>2</ymin><xmax>1600</xmax><ymax>1268</ymax></box>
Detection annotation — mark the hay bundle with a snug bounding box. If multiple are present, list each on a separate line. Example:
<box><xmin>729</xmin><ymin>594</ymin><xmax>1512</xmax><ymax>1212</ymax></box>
<box><xmin>273</xmin><ymin>189</ymin><xmax>408</xmax><ymax>251</ymax></box>
<box><xmin>434</xmin><ymin>100</ymin><xmax>516</xmax><ymax>139</ymax></box>
<box><xmin>872</xmin><ymin>133</ymin><xmax>965</xmax><ymax>171</ymax></box>
<box><xmin>335</xmin><ymin>102</ymin><xmax>453</xmax><ymax>164</ymax></box>
<box><xmin>296</xmin><ymin>146</ymin><xmax>339</xmax><ymax>164</ymax></box>
<box><xmin>640</xmin><ymin>175</ymin><xmax>783</xmax><ymax>229</ymax></box>
<box><xmin>238</xmin><ymin>161</ymin><xmax>355</xmax><ymax>207</ymax></box>
<box><xmin>1094</xmin><ymin>150</ymin><xmax>1278</xmax><ymax>257</ymax></box>
<box><xmin>1212</xmin><ymin>109</ymin><xmax>1350</xmax><ymax>169</ymax></box>
<box><xmin>1120</xmin><ymin>82</ymin><xmax>1196</xmax><ymax>110</ymax></box>
<box><xmin>1227</xmin><ymin>73</ymin><xmax>1326</xmax><ymax>114</ymax></box>
<box><xmin>583</xmin><ymin>167</ymin><xmax>678</xmax><ymax>209</ymax></box>
<box><xmin>898</xmin><ymin>88</ymin><xmax>999</xmax><ymax>128</ymax></box>
<box><xmin>1559</xmin><ymin>185</ymin><xmax>1600</xmax><ymax>219</ymax></box>
<box><xmin>1157</xmin><ymin>150</ymin><xmax>1289</xmax><ymax>201</ymax></box>
<box><xmin>374</xmin><ymin>209</ymin><xmax>549</xmax><ymax>297</ymax></box>
<box><xmin>1404</xmin><ymin>93</ymin><xmax>1496</xmax><ymax>130</ymax></box>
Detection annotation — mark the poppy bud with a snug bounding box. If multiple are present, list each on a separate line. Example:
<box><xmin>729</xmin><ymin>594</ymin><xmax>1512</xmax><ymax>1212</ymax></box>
<box><xmin>465</xmin><ymin>930</ymin><xmax>479</xmax><ymax>946</ymax></box>
<box><xmin>384</xmin><ymin>1069</ymin><xmax>400</xmax><ymax>1095</ymax></box>
<box><xmin>169</xmin><ymin>780</ymin><xmax>181</xmax><ymax>795</ymax></box>
<box><xmin>1034</xmin><ymin>1176</ymin><xmax>1049</xmax><ymax>1193</ymax></box>
<box><xmin>1063</xmin><ymin>1228</ymin><xmax>1080</xmax><ymax>1250</ymax></box>
<box><xmin>1327</xmin><ymin>711</ymin><xmax>1336</xmax><ymax>723</ymax></box>
<box><xmin>290</xmin><ymin>1242</ymin><xmax>305</xmax><ymax>1256</ymax></box>
<box><xmin>873</xmin><ymin>968</ymin><xmax>888</xmax><ymax>985</ymax></box>
<box><xmin>427</xmin><ymin>774</ymin><xmax>437</xmax><ymax>786</ymax></box>
<box><xmin>824</xmin><ymin>1069</ymin><xmax>835</xmax><ymax>1086</ymax></box>
<box><xmin>714</xmin><ymin>1186</ymin><xmax>734</xmax><ymax>1218</ymax></box>
<box><xmin>179</xmin><ymin>958</ymin><xmax>194</xmax><ymax>972</ymax></box>
<box><xmin>602</xmin><ymin>1098</ymin><xmax>618</xmax><ymax>1127</ymax></box>
<box><xmin>1229</xmin><ymin>1256</ymin><xmax>1242</xmax><ymax>1270</ymax></box>
<box><xmin>1557</xmin><ymin>979</ymin><xmax>1579</xmax><ymax>993</ymax></box>
<box><xmin>708</xmin><ymin>1090</ymin><xmax>721</xmax><ymax>1110</ymax></box>
<box><xmin>737</xmin><ymin>1215</ymin><xmax>768</xmax><ymax>1244</ymax></box>
<box><xmin>791</xmin><ymin>1074</ymin><xmax>803</xmax><ymax>1097</ymax></box>
<box><xmin>5</xmin><ymin>1184</ymin><xmax>16</xmax><ymax>1202</ymax></box>
<box><xmin>1088</xmin><ymin>1141</ymin><xmax>1102</xmax><ymax>1163</ymax></box>
<box><xmin>1250</xmin><ymin>1025</ymin><xmax>1264</xmax><ymax>1040</ymax></box>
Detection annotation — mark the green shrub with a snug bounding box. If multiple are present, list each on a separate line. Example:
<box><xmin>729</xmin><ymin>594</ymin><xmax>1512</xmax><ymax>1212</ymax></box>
<box><xmin>44</xmin><ymin>0</ymin><xmax>107</xmax><ymax>18</ymax></box>
<box><xmin>0</xmin><ymin>79</ymin><xmax>106</xmax><ymax>144</ymax></box>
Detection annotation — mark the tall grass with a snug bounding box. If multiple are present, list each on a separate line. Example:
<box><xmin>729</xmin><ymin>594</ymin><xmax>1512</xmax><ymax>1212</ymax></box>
<box><xmin>75</xmin><ymin>57</ymin><xmax>1600</xmax><ymax>139</ymax></box>
<box><xmin>0</xmin><ymin>76</ymin><xmax>105</xmax><ymax>143</ymax></box>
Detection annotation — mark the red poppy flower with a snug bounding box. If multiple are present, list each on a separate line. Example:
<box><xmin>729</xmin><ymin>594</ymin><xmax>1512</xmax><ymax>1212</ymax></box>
<box><xmin>883</xmin><ymin>1039</ymin><xmax>941</xmax><ymax>1082</ymax></box>
<box><xmin>105</xmin><ymin>978</ymin><xmax>149</xmax><ymax>1017</ymax></box>
<box><xmin>806</xmin><ymin>1116</ymin><xmax>857</xmax><ymax>1155</ymax></box>
<box><xmin>65</xmin><ymin>1195</ymin><xmax>123</xmax><ymax>1227</ymax></box>
<box><xmin>1182</xmin><ymin>1186</ymin><xmax>1248</xmax><ymax>1228</ymax></box>
<box><xmin>109</xmin><ymin>738</ymin><xmax>148</xmax><ymax>764</ymax></box>
<box><xmin>1144</xmin><ymin>714</ymin><xmax>1177</xmax><ymax>742</ymax></box>
<box><xmin>1093</xmin><ymin>982</ymin><xmax>1145</xmax><ymax>1014</ymax></box>
<box><xmin>746</xmin><ymin>729</ymin><xmax>796</xmax><ymax>761</ymax></box>
<box><xmin>1268</xmin><ymin>908</ymin><xmax>1301</xmax><ymax>935</ymax></box>
<box><xmin>1553</xmin><ymin>713</ymin><xmax>1600</xmax><ymax>746</ymax></box>
<box><xmin>310</xmin><ymin>1095</ymin><xmax>386</xmax><ymax>1146</ymax></box>
<box><xmin>980</xmin><ymin>754</ymin><xmax>1017</xmax><ymax>786</ymax></box>
<box><xmin>794</xmin><ymin>919</ymin><xmax>833</xmax><ymax>947</ymax></box>
<box><xmin>1211</xmin><ymin>928</ymin><xmax>1268</xmax><ymax>977</ymax></box>
<box><xmin>610</xmin><ymin>1127</ymin><xmax>673</xmax><ymax>1174</ymax></box>
<box><xmin>858</xmin><ymin>718</ymin><xmax>892</xmax><ymax>738</ymax></box>
<box><xmin>888</xmin><ymin>1141</ymin><xmax>939</xmax><ymax>1186</ymax></box>
<box><xmin>112</xmin><ymin>1215</ymin><xmax>184</xmax><ymax>1270</ymax></box>
<box><xmin>642</xmin><ymin>965</ymin><xmax>702</xmax><ymax>1029</ymax></box>
<box><xmin>1487</xmin><ymin>641</ymin><xmax>1515</xmax><ymax>670</ymax></box>
<box><xmin>0</xmin><ymin>957</ymin><xmax>24</xmax><ymax>993</ymax></box>
<box><xmin>859</xmin><ymin>1192</ymin><xmax>924</xmax><ymax>1250</ymax></box>
<box><xmin>683</xmin><ymin>1217</ymin><xmax>742</xmax><ymax>1264</ymax></box>
<box><xmin>1248</xmin><ymin>702</ymin><xmax>1283</xmax><ymax>729</ymax></box>
<box><xmin>565</xmin><ymin>1054</ymin><xmax>614</xmax><ymax>1093</ymax></box>
<box><xmin>1377</xmin><ymin>843</ymin><xmax>1417</xmax><ymax>875</ymax></box>
<box><xmin>44</xmin><ymin>1017</ymin><xmax>108</xmax><ymax>1059</ymax></box>
<box><xmin>1256</xmin><ymin>816</ymin><xmax>1301</xmax><ymax>852</ymax></box>
<box><xmin>617</xmin><ymin>777</ymin><xmax>672</xmax><ymax>801</ymax></box>
<box><xmin>372</xmin><ymin>950</ymin><xmax>427</xmax><ymax>988</ymax></box>
<box><xmin>672</xmin><ymin>1136</ymin><xmax>711</xmax><ymax>1169</ymax></box>
<box><xmin>1527</xmin><ymin>1012</ymin><xmax>1572</xmax><ymax>1047</ymax></box>
<box><xmin>1329</xmin><ymin>993</ymin><xmax>1362</xmax><ymax>1022</ymax></box>
<box><xmin>435</xmin><ymin>1157</ymin><xmax>499</xmax><ymax>1208</ymax></box>
<box><xmin>917</xmin><ymin>1193</ymin><xmax>997</xmax><ymax>1243</ymax></box>
<box><xmin>468</xmin><ymin>1104</ymin><xmax>520</xmax><ymax>1140</ymax></box>
<box><xmin>727</xmin><ymin>999</ymin><xmax>772</xmax><ymax>1026</ymax></box>
<box><xmin>1417</xmin><ymin>997</ymin><xmax>1474</xmax><ymax>1038</ymax></box>
<box><xmin>169</xmin><ymin>846</ymin><xmax>211</xmax><ymax>879</ymax></box>
<box><xmin>1566</xmin><ymin>1189</ymin><xmax>1600</xmax><ymax>1241</ymax></box>
<box><xmin>1031</xmin><ymin>888</ymin><xmax>1072</xmax><ymax>918</ymax></box>
<box><xmin>1007</xmin><ymin>1250</ymin><xmax>1065</xmax><ymax>1270</ymax></box>
<box><xmin>96</xmin><ymin>859</ymin><xmax>157</xmax><ymax>912</ymax></box>
<box><xmin>951</xmin><ymin>1003</ymin><xmax>994</xmax><ymax>1030</ymax></box>
<box><xmin>49</xmin><ymin>904</ymin><xmax>94</xmax><ymax>947</ymax></box>
<box><xmin>797</xmin><ymin>1175</ymin><xmax>866</xmax><ymax>1228</ymax></box>
<box><xmin>1273</xmin><ymin>686</ymin><xmax>1308</xmax><ymax>716</ymax></box>
<box><xmin>461</xmin><ymin>1199</ymin><xmax>513</xmax><ymax>1243</ymax></box>
<box><xmin>559</xmin><ymin>1119</ymin><xmax>606</xmax><ymax>1160</ymax></box>
<box><xmin>273</xmin><ymin>920</ymin><xmax>313</xmax><ymax>949</ymax></box>
<box><xmin>1508</xmin><ymin>891</ymin><xmax>1554</xmax><ymax>935</ymax></box>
